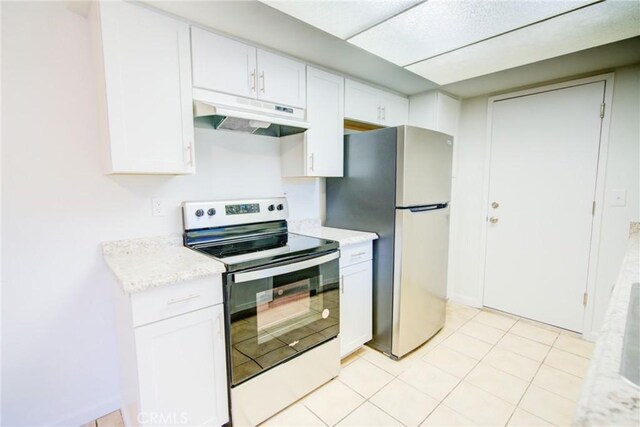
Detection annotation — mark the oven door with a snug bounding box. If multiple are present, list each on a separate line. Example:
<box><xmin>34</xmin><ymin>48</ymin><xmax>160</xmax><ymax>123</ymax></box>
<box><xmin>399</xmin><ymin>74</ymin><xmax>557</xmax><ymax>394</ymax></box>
<box><xmin>226</xmin><ymin>251</ymin><xmax>340</xmax><ymax>387</ymax></box>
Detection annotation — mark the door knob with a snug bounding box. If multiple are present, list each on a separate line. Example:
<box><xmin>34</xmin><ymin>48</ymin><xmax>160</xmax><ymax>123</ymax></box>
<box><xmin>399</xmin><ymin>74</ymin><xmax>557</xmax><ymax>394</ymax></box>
<box><xmin>489</xmin><ymin>217</ymin><xmax>499</xmax><ymax>224</ymax></box>
<box><xmin>491</xmin><ymin>202</ymin><xmax>500</xmax><ymax>209</ymax></box>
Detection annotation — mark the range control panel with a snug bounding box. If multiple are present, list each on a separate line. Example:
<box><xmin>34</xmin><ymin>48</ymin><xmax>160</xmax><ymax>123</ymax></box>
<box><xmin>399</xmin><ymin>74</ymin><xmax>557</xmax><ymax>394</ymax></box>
<box><xmin>182</xmin><ymin>197</ymin><xmax>288</xmax><ymax>230</ymax></box>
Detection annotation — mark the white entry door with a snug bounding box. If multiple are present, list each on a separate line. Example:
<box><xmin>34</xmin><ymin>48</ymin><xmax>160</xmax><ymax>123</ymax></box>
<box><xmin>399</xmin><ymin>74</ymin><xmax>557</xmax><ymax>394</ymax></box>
<box><xmin>483</xmin><ymin>81</ymin><xmax>605</xmax><ymax>332</ymax></box>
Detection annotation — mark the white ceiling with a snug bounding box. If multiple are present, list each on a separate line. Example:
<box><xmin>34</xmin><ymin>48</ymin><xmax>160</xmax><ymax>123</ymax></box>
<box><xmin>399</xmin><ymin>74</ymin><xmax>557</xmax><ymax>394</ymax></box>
<box><xmin>348</xmin><ymin>0</ymin><xmax>596</xmax><ymax>66</ymax></box>
<box><xmin>259</xmin><ymin>0</ymin><xmax>640</xmax><ymax>86</ymax></box>
<box><xmin>144</xmin><ymin>1</ymin><xmax>640</xmax><ymax>98</ymax></box>
<box><xmin>261</xmin><ymin>0</ymin><xmax>421</xmax><ymax>40</ymax></box>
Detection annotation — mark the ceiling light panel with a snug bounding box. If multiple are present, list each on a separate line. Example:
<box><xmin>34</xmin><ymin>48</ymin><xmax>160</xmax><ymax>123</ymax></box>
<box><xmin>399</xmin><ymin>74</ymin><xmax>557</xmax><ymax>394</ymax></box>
<box><xmin>259</xmin><ymin>0</ymin><xmax>422</xmax><ymax>40</ymax></box>
<box><xmin>405</xmin><ymin>0</ymin><xmax>640</xmax><ymax>85</ymax></box>
<box><xmin>348</xmin><ymin>0</ymin><xmax>598</xmax><ymax>66</ymax></box>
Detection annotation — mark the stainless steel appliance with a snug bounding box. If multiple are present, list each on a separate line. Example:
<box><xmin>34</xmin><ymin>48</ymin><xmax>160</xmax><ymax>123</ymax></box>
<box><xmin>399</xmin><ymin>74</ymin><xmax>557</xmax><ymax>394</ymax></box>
<box><xmin>326</xmin><ymin>125</ymin><xmax>453</xmax><ymax>359</ymax></box>
<box><xmin>183</xmin><ymin>198</ymin><xmax>340</xmax><ymax>426</ymax></box>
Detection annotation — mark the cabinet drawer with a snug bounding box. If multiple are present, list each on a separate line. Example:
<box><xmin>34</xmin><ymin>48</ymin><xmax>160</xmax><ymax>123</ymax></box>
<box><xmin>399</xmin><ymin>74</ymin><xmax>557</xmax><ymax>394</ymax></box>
<box><xmin>130</xmin><ymin>275</ymin><xmax>223</xmax><ymax>327</ymax></box>
<box><xmin>340</xmin><ymin>241</ymin><xmax>373</xmax><ymax>269</ymax></box>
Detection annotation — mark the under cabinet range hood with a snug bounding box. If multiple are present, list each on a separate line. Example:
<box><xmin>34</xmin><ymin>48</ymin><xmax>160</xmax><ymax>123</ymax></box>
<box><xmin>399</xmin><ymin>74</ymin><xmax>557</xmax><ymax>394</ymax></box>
<box><xmin>192</xmin><ymin>88</ymin><xmax>309</xmax><ymax>137</ymax></box>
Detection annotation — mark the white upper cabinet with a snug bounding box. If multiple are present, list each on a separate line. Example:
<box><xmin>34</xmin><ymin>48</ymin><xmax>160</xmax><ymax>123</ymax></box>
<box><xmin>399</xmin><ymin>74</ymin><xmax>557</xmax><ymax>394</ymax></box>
<box><xmin>191</xmin><ymin>27</ymin><xmax>257</xmax><ymax>99</ymax></box>
<box><xmin>408</xmin><ymin>90</ymin><xmax>460</xmax><ymax>138</ymax></box>
<box><xmin>257</xmin><ymin>50</ymin><xmax>306</xmax><ymax>108</ymax></box>
<box><xmin>281</xmin><ymin>67</ymin><xmax>344</xmax><ymax>177</ymax></box>
<box><xmin>190</xmin><ymin>28</ymin><xmax>306</xmax><ymax>108</ymax></box>
<box><xmin>381</xmin><ymin>91</ymin><xmax>410</xmax><ymax>127</ymax></box>
<box><xmin>95</xmin><ymin>1</ymin><xmax>195</xmax><ymax>174</ymax></box>
<box><xmin>344</xmin><ymin>80</ymin><xmax>381</xmax><ymax>124</ymax></box>
<box><xmin>345</xmin><ymin>79</ymin><xmax>409</xmax><ymax>127</ymax></box>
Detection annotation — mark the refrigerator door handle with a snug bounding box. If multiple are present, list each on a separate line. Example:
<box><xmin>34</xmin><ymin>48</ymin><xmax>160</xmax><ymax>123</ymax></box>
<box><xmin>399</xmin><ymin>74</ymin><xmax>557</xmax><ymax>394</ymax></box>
<box><xmin>407</xmin><ymin>203</ymin><xmax>449</xmax><ymax>213</ymax></box>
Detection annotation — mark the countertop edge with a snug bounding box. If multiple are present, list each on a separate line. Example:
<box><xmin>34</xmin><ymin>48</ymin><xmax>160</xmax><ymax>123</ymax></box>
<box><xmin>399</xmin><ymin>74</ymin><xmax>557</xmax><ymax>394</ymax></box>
<box><xmin>572</xmin><ymin>222</ymin><xmax>640</xmax><ymax>426</ymax></box>
<box><xmin>293</xmin><ymin>226</ymin><xmax>379</xmax><ymax>245</ymax></box>
<box><xmin>102</xmin><ymin>235</ymin><xmax>226</xmax><ymax>294</ymax></box>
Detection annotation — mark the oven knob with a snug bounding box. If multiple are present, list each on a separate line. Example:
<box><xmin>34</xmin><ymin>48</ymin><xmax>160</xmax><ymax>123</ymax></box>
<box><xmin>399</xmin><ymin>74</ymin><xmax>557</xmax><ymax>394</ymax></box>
<box><xmin>207</xmin><ymin>208</ymin><xmax>216</xmax><ymax>216</ymax></box>
<box><xmin>268</xmin><ymin>204</ymin><xmax>275</xmax><ymax>211</ymax></box>
<box><xmin>195</xmin><ymin>209</ymin><xmax>204</xmax><ymax>217</ymax></box>
<box><xmin>276</xmin><ymin>204</ymin><xmax>284</xmax><ymax>211</ymax></box>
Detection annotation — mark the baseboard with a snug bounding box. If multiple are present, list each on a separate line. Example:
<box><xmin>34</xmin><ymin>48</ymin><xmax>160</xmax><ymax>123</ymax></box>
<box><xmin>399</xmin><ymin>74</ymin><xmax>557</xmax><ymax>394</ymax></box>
<box><xmin>448</xmin><ymin>293</ymin><xmax>482</xmax><ymax>308</ymax></box>
<box><xmin>53</xmin><ymin>395</ymin><xmax>120</xmax><ymax>427</ymax></box>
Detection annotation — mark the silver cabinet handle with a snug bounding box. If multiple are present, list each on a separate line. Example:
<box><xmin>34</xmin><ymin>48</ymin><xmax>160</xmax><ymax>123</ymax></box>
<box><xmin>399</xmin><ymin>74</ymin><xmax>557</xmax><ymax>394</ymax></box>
<box><xmin>167</xmin><ymin>294</ymin><xmax>200</xmax><ymax>305</ymax></box>
<box><xmin>216</xmin><ymin>312</ymin><xmax>223</xmax><ymax>340</ymax></box>
<box><xmin>186</xmin><ymin>141</ymin><xmax>194</xmax><ymax>167</ymax></box>
<box><xmin>350</xmin><ymin>252</ymin><xmax>367</xmax><ymax>258</ymax></box>
<box><xmin>340</xmin><ymin>275</ymin><xmax>345</xmax><ymax>294</ymax></box>
<box><xmin>233</xmin><ymin>251</ymin><xmax>339</xmax><ymax>283</ymax></box>
<box><xmin>309</xmin><ymin>153</ymin><xmax>315</xmax><ymax>172</ymax></box>
<box><xmin>250</xmin><ymin>69</ymin><xmax>256</xmax><ymax>92</ymax></box>
<box><xmin>377</xmin><ymin>106</ymin><xmax>381</xmax><ymax>121</ymax></box>
<box><xmin>259</xmin><ymin>71</ymin><xmax>265</xmax><ymax>93</ymax></box>
<box><xmin>489</xmin><ymin>217</ymin><xmax>499</xmax><ymax>224</ymax></box>
<box><xmin>382</xmin><ymin>106</ymin><xmax>386</xmax><ymax>120</ymax></box>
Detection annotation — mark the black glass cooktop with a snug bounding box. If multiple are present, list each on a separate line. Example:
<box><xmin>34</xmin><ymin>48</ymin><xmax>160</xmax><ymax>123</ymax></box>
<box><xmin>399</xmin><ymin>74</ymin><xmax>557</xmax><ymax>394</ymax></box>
<box><xmin>190</xmin><ymin>232</ymin><xmax>338</xmax><ymax>272</ymax></box>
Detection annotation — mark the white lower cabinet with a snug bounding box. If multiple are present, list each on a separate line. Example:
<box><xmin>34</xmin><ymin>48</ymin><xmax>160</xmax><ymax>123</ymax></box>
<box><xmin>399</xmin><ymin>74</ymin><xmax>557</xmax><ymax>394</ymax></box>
<box><xmin>135</xmin><ymin>306</ymin><xmax>228</xmax><ymax>427</ymax></box>
<box><xmin>114</xmin><ymin>276</ymin><xmax>229</xmax><ymax>427</ymax></box>
<box><xmin>339</xmin><ymin>241</ymin><xmax>374</xmax><ymax>358</ymax></box>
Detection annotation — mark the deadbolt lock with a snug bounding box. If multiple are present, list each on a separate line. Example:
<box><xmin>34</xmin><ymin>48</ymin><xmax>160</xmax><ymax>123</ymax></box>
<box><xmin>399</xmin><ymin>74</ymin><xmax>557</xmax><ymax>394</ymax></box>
<box><xmin>489</xmin><ymin>217</ymin><xmax>499</xmax><ymax>224</ymax></box>
<box><xmin>491</xmin><ymin>202</ymin><xmax>500</xmax><ymax>209</ymax></box>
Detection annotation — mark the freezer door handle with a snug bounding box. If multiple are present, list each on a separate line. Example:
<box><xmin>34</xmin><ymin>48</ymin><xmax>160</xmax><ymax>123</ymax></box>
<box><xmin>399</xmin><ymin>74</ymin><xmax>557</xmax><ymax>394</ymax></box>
<box><xmin>407</xmin><ymin>203</ymin><xmax>449</xmax><ymax>213</ymax></box>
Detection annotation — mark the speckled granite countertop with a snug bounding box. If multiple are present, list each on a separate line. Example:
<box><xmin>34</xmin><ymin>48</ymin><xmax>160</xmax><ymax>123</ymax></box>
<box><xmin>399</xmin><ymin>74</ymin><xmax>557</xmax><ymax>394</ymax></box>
<box><xmin>289</xmin><ymin>218</ymin><xmax>378</xmax><ymax>245</ymax></box>
<box><xmin>102</xmin><ymin>235</ymin><xmax>225</xmax><ymax>294</ymax></box>
<box><xmin>573</xmin><ymin>222</ymin><xmax>640</xmax><ymax>426</ymax></box>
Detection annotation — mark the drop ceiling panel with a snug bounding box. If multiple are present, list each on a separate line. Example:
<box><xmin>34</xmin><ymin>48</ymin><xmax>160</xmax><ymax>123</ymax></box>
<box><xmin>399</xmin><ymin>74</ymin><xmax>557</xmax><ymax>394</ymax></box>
<box><xmin>348</xmin><ymin>0</ymin><xmax>598</xmax><ymax>66</ymax></box>
<box><xmin>406</xmin><ymin>0</ymin><xmax>640</xmax><ymax>85</ymax></box>
<box><xmin>259</xmin><ymin>0</ymin><xmax>422</xmax><ymax>40</ymax></box>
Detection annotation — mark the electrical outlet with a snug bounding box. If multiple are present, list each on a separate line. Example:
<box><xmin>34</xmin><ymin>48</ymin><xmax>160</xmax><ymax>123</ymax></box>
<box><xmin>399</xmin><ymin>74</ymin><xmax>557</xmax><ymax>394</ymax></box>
<box><xmin>152</xmin><ymin>198</ymin><xmax>167</xmax><ymax>217</ymax></box>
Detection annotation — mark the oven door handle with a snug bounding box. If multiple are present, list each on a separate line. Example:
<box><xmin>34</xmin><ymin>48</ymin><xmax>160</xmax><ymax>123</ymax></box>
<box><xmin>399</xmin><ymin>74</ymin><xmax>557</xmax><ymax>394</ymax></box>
<box><xmin>232</xmin><ymin>251</ymin><xmax>340</xmax><ymax>284</ymax></box>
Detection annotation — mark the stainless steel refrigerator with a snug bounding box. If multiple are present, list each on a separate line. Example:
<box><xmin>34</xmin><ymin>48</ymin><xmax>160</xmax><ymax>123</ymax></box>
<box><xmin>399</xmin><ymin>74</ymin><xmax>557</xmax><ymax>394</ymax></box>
<box><xmin>326</xmin><ymin>125</ymin><xmax>453</xmax><ymax>359</ymax></box>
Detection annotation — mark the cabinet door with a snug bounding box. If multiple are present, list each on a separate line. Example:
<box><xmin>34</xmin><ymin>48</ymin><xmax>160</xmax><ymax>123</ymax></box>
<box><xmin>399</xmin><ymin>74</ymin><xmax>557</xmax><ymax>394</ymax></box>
<box><xmin>345</xmin><ymin>79</ymin><xmax>382</xmax><ymax>125</ymax></box>
<box><xmin>381</xmin><ymin>92</ymin><xmax>409</xmax><ymax>127</ymax></box>
<box><xmin>340</xmin><ymin>261</ymin><xmax>373</xmax><ymax>358</ymax></box>
<box><xmin>257</xmin><ymin>50</ymin><xmax>306</xmax><ymax>108</ymax></box>
<box><xmin>191</xmin><ymin>27</ymin><xmax>257</xmax><ymax>99</ymax></box>
<box><xmin>99</xmin><ymin>1</ymin><xmax>194</xmax><ymax>174</ymax></box>
<box><xmin>306</xmin><ymin>67</ymin><xmax>344</xmax><ymax>177</ymax></box>
<box><xmin>135</xmin><ymin>306</ymin><xmax>229</xmax><ymax>426</ymax></box>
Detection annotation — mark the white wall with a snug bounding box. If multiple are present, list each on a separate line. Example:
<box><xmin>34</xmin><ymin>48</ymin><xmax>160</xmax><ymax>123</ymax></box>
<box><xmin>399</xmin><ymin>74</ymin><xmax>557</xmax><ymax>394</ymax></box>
<box><xmin>449</xmin><ymin>65</ymin><xmax>640</xmax><ymax>333</ymax></box>
<box><xmin>1</xmin><ymin>2</ymin><xmax>321</xmax><ymax>426</ymax></box>
<box><xmin>590</xmin><ymin>66</ymin><xmax>640</xmax><ymax>331</ymax></box>
<box><xmin>447</xmin><ymin>97</ymin><xmax>490</xmax><ymax>306</ymax></box>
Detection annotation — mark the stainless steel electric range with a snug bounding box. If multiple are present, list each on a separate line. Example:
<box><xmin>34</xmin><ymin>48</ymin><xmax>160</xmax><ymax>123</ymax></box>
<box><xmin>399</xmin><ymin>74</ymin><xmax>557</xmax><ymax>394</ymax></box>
<box><xmin>183</xmin><ymin>198</ymin><xmax>340</xmax><ymax>426</ymax></box>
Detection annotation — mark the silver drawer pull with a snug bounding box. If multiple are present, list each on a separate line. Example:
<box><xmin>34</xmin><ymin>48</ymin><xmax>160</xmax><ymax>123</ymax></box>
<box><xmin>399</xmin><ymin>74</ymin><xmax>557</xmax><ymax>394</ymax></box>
<box><xmin>167</xmin><ymin>294</ymin><xmax>201</xmax><ymax>305</ymax></box>
<box><xmin>350</xmin><ymin>252</ymin><xmax>367</xmax><ymax>257</ymax></box>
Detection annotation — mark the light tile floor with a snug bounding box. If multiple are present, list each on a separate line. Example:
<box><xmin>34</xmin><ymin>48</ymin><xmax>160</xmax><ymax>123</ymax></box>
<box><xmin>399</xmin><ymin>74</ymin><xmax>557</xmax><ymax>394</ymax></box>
<box><xmin>89</xmin><ymin>301</ymin><xmax>594</xmax><ymax>427</ymax></box>
<box><xmin>261</xmin><ymin>301</ymin><xmax>594</xmax><ymax>427</ymax></box>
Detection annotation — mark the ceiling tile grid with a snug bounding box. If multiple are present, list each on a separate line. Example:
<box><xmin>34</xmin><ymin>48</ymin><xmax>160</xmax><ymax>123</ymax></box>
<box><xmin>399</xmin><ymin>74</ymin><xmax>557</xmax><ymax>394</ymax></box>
<box><xmin>260</xmin><ymin>0</ymin><xmax>640</xmax><ymax>86</ymax></box>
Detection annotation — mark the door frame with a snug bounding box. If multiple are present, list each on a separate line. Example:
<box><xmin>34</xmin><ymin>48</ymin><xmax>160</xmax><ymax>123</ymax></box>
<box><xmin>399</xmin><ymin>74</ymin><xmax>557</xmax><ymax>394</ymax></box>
<box><xmin>478</xmin><ymin>73</ymin><xmax>615</xmax><ymax>340</ymax></box>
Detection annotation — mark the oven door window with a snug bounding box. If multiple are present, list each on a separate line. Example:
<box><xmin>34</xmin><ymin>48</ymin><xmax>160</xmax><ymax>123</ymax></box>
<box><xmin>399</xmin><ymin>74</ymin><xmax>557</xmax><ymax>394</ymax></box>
<box><xmin>228</xmin><ymin>256</ymin><xmax>339</xmax><ymax>386</ymax></box>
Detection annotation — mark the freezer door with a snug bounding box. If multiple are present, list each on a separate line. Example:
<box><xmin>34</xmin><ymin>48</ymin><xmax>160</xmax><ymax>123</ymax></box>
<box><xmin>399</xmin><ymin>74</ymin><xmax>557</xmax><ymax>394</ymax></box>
<box><xmin>396</xmin><ymin>126</ymin><xmax>453</xmax><ymax>207</ymax></box>
<box><xmin>392</xmin><ymin>205</ymin><xmax>449</xmax><ymax>358</ymax></box>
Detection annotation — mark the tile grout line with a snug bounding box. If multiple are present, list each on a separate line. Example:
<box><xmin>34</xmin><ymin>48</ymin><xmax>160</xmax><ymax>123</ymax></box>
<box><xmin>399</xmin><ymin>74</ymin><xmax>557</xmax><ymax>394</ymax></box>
<box><xmin>505</xmin><ymin>332</ymin><xmax>562</xmax><ymax>426</ymax></box>
<box><xmin>411</xmin><ymin>309</ymin><xmax>489</xmax><ymax>426</ymax></box>
<box><xmin>340</xmin><ymin>307</ymin><xmax>481</xmax><ymax>427</ymax></box>
<box><xmin>434</xmin><ymin>312</ymin><xmax>519</xmax><ymax>426</ymax></box>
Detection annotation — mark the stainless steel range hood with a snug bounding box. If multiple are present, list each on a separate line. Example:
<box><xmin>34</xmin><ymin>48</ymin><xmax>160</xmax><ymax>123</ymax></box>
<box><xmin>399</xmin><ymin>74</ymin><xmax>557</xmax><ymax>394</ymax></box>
<box><xmin>193</xmin><ymin>89</ymin><xmax>309</xmax><ymax>137</ymax></box>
